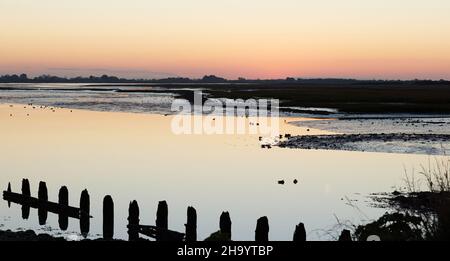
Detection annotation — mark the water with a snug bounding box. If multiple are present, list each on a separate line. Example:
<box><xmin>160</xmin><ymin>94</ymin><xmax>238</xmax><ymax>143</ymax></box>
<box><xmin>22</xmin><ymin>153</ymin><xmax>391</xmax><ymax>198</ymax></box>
<box><xmin>0</xmin><ymin>84</ymin><xmax>441</xmax><ymax>241</ymax></box>
<box><xmin>0</xmin><ymin>83</ymin><xmax>181</xmax><ymax>115</ymax></box>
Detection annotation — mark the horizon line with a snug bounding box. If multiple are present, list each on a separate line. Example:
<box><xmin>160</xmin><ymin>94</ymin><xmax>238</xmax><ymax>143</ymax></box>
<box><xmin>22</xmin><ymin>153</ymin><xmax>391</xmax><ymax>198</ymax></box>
<box><xmin>0</xmin><ymin>73</ymin><xmax>449</xmax><ymax>82</ymax></box>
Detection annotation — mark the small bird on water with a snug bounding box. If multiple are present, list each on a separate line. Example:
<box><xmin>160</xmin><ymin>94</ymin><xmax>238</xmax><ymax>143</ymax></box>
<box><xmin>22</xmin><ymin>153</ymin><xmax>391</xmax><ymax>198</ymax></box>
<box><xmin>278</xmin><ymin>180</ymin><xmax>285</xmax><ymax>185</ymax></box>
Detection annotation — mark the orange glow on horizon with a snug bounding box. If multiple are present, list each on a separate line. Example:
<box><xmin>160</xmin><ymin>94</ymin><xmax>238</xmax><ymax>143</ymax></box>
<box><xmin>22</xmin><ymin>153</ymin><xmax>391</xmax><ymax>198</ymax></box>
<box><xmin>1</xmin><ymin>0</ymin><xmax>450</xmax><ymax>80</ymax></box>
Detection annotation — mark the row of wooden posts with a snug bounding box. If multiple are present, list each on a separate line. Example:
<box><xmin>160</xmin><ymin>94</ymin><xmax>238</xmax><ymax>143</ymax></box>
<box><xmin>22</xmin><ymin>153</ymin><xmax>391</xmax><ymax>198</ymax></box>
<box><xmin>3</xmin><ymin>179</ymin><xmax>353</xmax><ymax>241</ymax></box>
<box><xmin>3</xmin><ymin>179</ymin><xmax>91</xmax><ymax>236</ymax></box>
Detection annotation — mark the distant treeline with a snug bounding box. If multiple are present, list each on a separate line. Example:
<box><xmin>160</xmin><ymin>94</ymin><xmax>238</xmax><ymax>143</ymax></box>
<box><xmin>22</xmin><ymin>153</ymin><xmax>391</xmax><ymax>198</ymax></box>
<box><xmin>1</xmin><ymin>73</ymin><xmax>449</xmax><ymax>85</ymax></box>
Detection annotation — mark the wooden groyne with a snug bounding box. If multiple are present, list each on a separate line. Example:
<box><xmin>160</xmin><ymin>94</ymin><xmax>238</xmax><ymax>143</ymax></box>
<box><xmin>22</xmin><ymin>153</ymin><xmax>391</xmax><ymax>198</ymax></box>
<box><xmin>3</xmin><ymin>179</ymin><xmax>92</xmax><ymax>237</ymax></box>
<box><xmin>3</xmin><ymin>179</ymin><xmax>353</xmax><ymax>241</ymax></box>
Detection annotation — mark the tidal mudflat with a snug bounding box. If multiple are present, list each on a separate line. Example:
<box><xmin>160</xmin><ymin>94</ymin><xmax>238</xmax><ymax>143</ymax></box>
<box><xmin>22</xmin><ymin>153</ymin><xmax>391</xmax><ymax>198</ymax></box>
<box><xmin>282</xmin><ymin>117</ymin><xmax>450</xmax><ymax>155</ymax></box>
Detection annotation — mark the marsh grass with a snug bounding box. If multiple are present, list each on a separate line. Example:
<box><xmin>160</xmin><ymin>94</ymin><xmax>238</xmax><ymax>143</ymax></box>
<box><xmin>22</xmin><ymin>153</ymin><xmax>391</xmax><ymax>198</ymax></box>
<box><xmin>366</xmin><ymin>155</ymin><xmax>450</xmax><ymax>240</ymax></box>
<box><xmin>311</xmin><ymin>215</ymin><xmax>357</xmax><ymax>241</ymax></box>
<box><xmin>403</xmin><ymin>166</ymin><xmax>421</xmax><ymax>193</ymax></box>
<box><xmin>317</xmin><ymin>156</ymin><xmax>450</xmax><ymax>241</ymax></box>
<box><xmin>402</xmin><ymin>154</ymin><xmax>450</xmax><ymax>193</ymax></box>
<box><xmin>419</xmin><ymin>157</ymin><xmax>450</xmax><ymax>192</ymax></box>
<box><xmin>351</xmin><ymin>155</ymin><xmax>450</xmax><ymax>241</ymax></box>
<box><xmin>312</xmin><ymin>197</ymin><xmax>369</xmax><ymax>241</ymax></box>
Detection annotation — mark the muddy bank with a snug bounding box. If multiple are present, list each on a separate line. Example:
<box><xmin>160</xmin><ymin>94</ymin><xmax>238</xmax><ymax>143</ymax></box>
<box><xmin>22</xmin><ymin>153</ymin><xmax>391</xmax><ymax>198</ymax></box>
<box><xmin>290</xmin><ymin>117</ymin><xmax>450</xmax><ymax>135</ymax></box>
<box><xmin>0</xmin><ymin>229</ymin><xmax>126</xmax><ymax>241</ymax></box>
<box><xmin>277</xmin><ymin>133</ymin><xmax>450</xmax><ymax>155</ymax></box>
<box><xmin>0</xmin><ymin>230</ymin><xmax>65</xmax><ymax>241</ymax></box>
<box><xmin>372</xmin><ymin>191</ymin><xmax>450</xmax><ymax>212</ymax></box>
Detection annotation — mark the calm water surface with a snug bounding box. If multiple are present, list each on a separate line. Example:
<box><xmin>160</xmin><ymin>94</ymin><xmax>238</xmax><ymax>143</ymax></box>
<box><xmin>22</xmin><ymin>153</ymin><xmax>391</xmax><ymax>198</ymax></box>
<box><xmin>0</xmin><ymin>103</ymin><xmax>437</xmax><ymax>241</ymax></box>
<box><xmin>0</xmin><ymin>84</ymin><xmax>440</xmax><ymax>240</ymax></box>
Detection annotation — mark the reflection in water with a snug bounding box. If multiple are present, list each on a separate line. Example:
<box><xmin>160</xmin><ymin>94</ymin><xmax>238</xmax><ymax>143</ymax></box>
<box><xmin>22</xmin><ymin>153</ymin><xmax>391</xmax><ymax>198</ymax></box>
<box><xmin>21</xmin><ymin>204</ymin><xmax>30</xmax><ymax>220</ymax></box>
<box><xmin>0</xmin><ymin>104</ymin><xmax>439</xmax><ymax>240</ymax></box>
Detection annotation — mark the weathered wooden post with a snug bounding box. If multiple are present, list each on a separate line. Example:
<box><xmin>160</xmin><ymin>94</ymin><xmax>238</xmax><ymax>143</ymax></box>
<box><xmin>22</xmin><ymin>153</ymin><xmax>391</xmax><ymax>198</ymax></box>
<box><xmin>22</xmin><ymin>179</ymin><xmax>31</xmax><ymax>197</ymax></box>
<box><xmin>338</xmin><ymin>229</ymin><xmax>352</xmax><ymax>241</ymax></box>
<box><xmin>185</xmin><ymin>206</ymin><xmax>197</xmax><ymax>242</ymax></box>
<box><xmin>20</xmin><ymin>179</ymin><xmax>31</xmax><ymax>219</ymax></box>
<box><xmin>128</xmin><ymin>200</ymin><xmax>140</xmax><ymax>241</ymax></box>
<box><xmin>79</xmin><ymin>189</ymin><xmax>90</xmax><ymax>237</ymax></box>
<box><xmin>38</xmin><ymin>181</ymin><xmax>48</xmax><ymax>201</ymax></box>
<box><xmin>6</xmin><ymin>182</ymin><xmax>11</xmax><ymax>208</ymax></box>
<box><xmin>293</xmin><ymin>222</ymin><xmax>306</xmax><ymax>241</ymax></box>
<box><xmin>156</xmin><ymin>200</ymin><xmax>168</xmax><ymax>230</ymax></box>
<box><xmin>103</xmin><ymin>195</ymin><xmax>114</xmax><ymax>240</ymax></box>
<box><xmin>255</xmin><ymin>216</ymin><xmax>269</xmax><ymax>242</ymax></box>
<box><xmin>38</xmin><ymin>181</ymin><xmax>48</xmax><ymax>225</ymax></box>
<box><xmin>156</xmin><ymin>200</ymin><xmax>168</xmax><ymax>241</ymax></box>
<box><xmin>58</xmin><ymin>186</ymin><xmax>69</xmax><ymax>230</ymax></box>
<box><xmin>220</xmin><ymin>211</ymin><xmax>232</xmax><ymax>240</ymax></box>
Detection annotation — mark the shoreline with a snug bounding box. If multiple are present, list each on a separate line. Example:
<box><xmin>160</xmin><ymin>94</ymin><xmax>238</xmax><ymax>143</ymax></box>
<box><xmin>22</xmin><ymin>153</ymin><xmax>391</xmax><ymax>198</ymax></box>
<box><xmin>3</xmin><ymin>81</ymin><xmax>450</xmax><ymax>116</ymax></box>
<box><xmin>278</xmin><ymin>133</ymin><xmax>450</xmax><ymax>155</ymax></box>
<box><xmin>3</xmin><ymin>101</ymin><xmax>450</xmax><ymax>122</ymax></box>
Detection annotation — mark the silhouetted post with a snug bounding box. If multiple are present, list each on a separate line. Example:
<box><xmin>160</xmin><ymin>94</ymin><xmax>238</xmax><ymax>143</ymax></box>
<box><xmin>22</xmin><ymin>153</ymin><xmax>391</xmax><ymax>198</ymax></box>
<box><xmin>38</xmin><ymin>181</ymin><xmax>48</xmax><ymax>225</ymax></box>
<box><xmin>103</xmin><ymin>195</ymin><xmax>114</xmax><ymax>240</ymax></box>
<box><xmin>21</xmin><ymin>179</ymin><xmax>31</xmax><ymax>197</ymax></box>
<box><xmin>128</xmin><ymin>200</ymin><xmax>140</xmax><ymax>241</ymax></box>
<box><xmin>185</xmin><ymin>206</ymin><xmax>197</xmax><ymax>242</ymax></box>
<box><xmin>21</xmin><ymin>179</ymin><xmax>31</xmax><ymax>220</ymax></box>
<box><xmin>220</xmin><ymin>211</ymin><xmax>232</xmax><ymax>240</ymax></box>
<box><xmin>293</xmin><ymin>223</ymin><xmax>306</xmax><ymax>241</ymax></box>
<box><xmin>156</xmin><ymin>201</ymin><xmax>168</xmax><ymax>241</ymax></box>
<box><xmin>338</xmin><ymin>229</ymin><xmax>352</xmax><ymax>241</ymax></box>
<box><xmin>58</xmin><ymin>186</ymin><xmax>69</xmax><ymax>230</ymax></box>
<box><xmin>80</xmin><ymin>189</ymin><xmax>90</xmax><ymax>237</ymax></box>
<box><xmin>38</xmin><ymin>181</ymin><xmax>48</xmax><ymax>201</ymax></box>
<box><xmin>7</xmin><ymin>183</ymin><xmax>11</xmax><ymax>208</ymax></box>
<box><xmin>255</xmin><ymin>216</ymin><xmax>269</xmax><ymax>242</ymax></box>
<box><xmin>156</xmin><ymin>201</ymin><xmax>168</xmax><ymax>230</ymax></box>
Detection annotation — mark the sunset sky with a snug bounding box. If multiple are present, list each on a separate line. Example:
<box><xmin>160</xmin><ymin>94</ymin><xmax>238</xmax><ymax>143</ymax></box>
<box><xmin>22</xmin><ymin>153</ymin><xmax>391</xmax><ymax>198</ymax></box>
<box><xmin>1</xmin><ymin>0</ymin><xmax>450</xmax><ymax>79</ymax></box>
